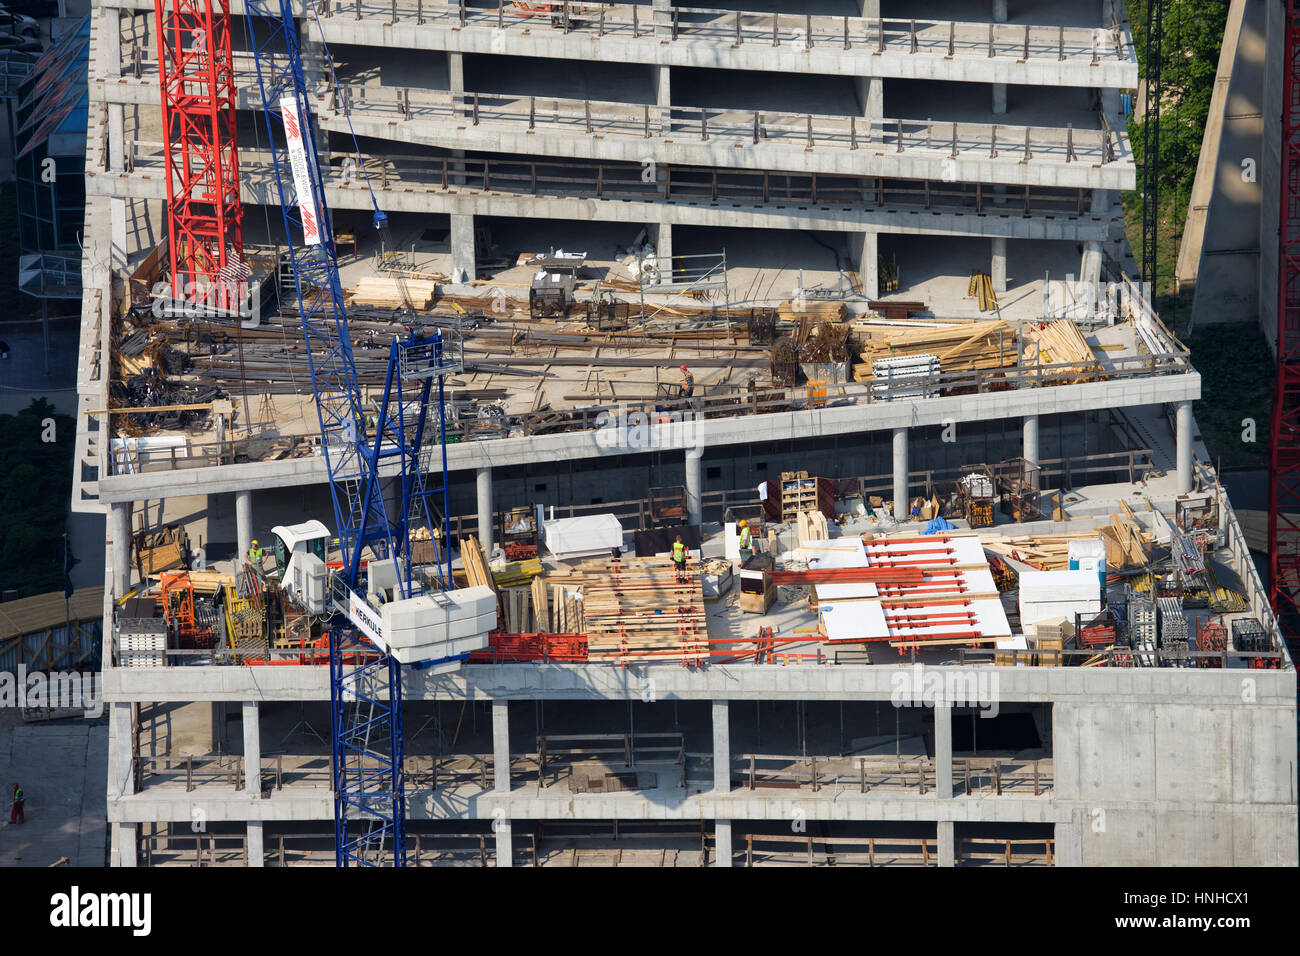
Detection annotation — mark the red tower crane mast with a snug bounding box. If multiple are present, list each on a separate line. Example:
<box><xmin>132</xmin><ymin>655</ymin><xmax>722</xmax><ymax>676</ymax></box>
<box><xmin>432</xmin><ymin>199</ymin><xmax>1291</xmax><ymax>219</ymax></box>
<box><xmin>1269</xmin><ymin>0</ymin><xmax>1300</xmax><ymax>666</ymax></box>
<box><xmin>153</xmin><ymin>0</ymin><xmax>245</xmax><ymax>313</ymax></box>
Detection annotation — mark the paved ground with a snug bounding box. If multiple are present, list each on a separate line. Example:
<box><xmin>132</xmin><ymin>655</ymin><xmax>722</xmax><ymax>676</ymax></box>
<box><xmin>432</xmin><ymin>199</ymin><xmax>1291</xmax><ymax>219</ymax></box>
<box><xmin>0</xmin><ymin>708</ymin><xmax>108</xmax><ymax>867</ymax></box>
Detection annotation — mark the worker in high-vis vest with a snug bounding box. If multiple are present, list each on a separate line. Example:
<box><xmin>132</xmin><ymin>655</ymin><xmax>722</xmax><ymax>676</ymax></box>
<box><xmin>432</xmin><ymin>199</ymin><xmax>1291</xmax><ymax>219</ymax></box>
<box><xmin>678</xmin><ymin>365</ymin><xmax>694</xmax><ymax>399</ymax></box>
<box><xmin>737</xmin><ymin>519</ymin><xmax>753</xmax><ymax>563</ymax></box>
<box><xmin>10</xmin><ymin>782</ymin><xmax>24</xmax><ymax>824</ymax></box>
<box><xmin>247</xmin><ymin>540</ymin><xmax>264</xmax><ymax>568</ymax></box>
<box><xmin>671</xmin><ymin>534</ymin><xmax>688</xmax><ymax>580</ymax></box>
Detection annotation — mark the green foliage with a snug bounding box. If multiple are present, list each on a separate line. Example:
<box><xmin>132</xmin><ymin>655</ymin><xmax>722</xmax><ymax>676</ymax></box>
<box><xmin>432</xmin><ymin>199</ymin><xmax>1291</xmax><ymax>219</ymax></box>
<box><xmin>1185</xmin><ymin>324</ymin><xmax>1272</xmax><ymax>468</ymax></box>
<box><xmin>0</xmin><ymin>399</ymin><xmax>75</xmax><ymax>598</ymax></box>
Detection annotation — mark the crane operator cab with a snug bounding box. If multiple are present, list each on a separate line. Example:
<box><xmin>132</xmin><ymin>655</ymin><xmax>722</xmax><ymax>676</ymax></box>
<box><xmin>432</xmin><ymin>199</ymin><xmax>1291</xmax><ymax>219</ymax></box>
<box><xmin>271</xmin><ymin>520</ymin><xmax>331</xmax><ymax>614</ymax></box>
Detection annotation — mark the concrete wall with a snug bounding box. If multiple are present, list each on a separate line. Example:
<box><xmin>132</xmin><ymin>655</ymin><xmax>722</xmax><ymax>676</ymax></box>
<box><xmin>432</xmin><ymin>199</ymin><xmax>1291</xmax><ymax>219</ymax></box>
<box><xmin>1259</xmin><ymin>0</ymin><xmax>1284</xmax><ymax>353</ymax></box>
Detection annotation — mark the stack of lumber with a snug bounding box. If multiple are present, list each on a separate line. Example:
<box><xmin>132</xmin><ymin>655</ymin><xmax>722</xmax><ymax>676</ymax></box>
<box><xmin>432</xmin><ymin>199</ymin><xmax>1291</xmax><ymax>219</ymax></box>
<box><xmin>500</xmin><ymin>587</ymin><xmax>534</xmax><ymax>633</ymax></box>
<box><xmin>1022</xmin><ymin>320</ymin><xmax>1099</xmax><ymax>381</ymax></box>
<box><xmin>459</xmin><ymin>536</ymin><xmax>497</xmax><ymax>592</ymax></box>
<box><xmin>979</xmin><ymin>530</ymin><xmax>1108</xmax><ymax>572</ymax></box>
<box><xmin>158</xmin><ymin>568</ymin><xmax>234</xmax><ymax>595</ymax></box>
<box><xmin>540</xmin><ymin>557</ymin><xmax>707</xmax><ymax>664</ymax></box>
<box><xmin>347</xmin><ymin>276</ymin><xmax>439</xmax><ymax>310</ymax></box>
<box><xmin>853</xmin><ymin>320</ymin><xmax>1014</xmax><ymax>382</ymax></box>
<box><xmin>492</xmin><ymin>557</ymin><xmax>543</xmax><ymax>588</ymax></box>
<box><xmin>967</xmin><ymin>272</ymin><xmax>998</xmax><ymax>312</ymax></box>
<box><xmin>796</xmin><ymin>509</ymin><xmax>830</xmax><ymax>546</ymax></box>
<box><xmin>778</xmin><ymin>300</ymin><xmax>847</xmax><ymax>322</ymax></box>
<box><xmin>1099</xmin><ymin>502</ymin><xmax>1152</xmax><ymax>569</ymax></box>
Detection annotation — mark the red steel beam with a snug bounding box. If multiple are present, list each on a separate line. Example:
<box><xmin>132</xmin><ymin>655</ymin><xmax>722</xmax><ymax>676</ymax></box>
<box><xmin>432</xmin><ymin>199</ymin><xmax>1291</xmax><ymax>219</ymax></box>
<box><xmin>154</xmin><ymin>0</ymin><xmax>244</xmax><ymax>310</ymax></box>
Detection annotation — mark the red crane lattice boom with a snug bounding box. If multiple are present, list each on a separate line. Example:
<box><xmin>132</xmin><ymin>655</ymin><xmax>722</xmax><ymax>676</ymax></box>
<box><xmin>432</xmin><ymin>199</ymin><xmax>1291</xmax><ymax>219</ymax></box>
<box><xmin>1269</xmin><ymin>0</ymin><xmax>1300</xmax><ymax>664</ymax></box>
<box><xmin>154</xmin><ymin>0</ymin><xmax>244</xmax><ymax>311</ymax></box>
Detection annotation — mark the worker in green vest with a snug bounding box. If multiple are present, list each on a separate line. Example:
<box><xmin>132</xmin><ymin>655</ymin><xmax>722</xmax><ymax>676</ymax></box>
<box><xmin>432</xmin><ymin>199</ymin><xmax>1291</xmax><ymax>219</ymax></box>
<box><xmin>671</xmin><ymin>534</ymin><xmax>688</xmax><ymax>581</ymax></box>
<box><xmin>247</xmin><ymin>539</ymin><xmax>264</xmax><ymax>569</ymax></box>
<box><xmin>10</xmin><ymin>782</ymin><xmax>24</xmax><ymax>824</ymax></box>
<box><xmin>738</xmin><ymin>519</ymin><xmax>753</xmax><ymax>563</ymax></box>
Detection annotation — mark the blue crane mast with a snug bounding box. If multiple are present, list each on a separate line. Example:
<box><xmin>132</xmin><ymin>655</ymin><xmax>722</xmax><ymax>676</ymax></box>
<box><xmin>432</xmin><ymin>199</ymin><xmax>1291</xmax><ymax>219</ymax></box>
<box><xmin>245</xmin><ymin>0</ymin><xmax>460</xmax><ymax>866</ymax></box>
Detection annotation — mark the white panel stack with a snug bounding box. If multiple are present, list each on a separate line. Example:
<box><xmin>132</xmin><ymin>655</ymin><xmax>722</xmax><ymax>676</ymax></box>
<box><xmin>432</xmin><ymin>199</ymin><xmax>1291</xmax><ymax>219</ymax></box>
<box><xmin>1017</xmin><ymin>570</ymin><xmax>1101</xmax><ymax>629</ymax></box>
<box><xmin>543</xmin><ymin>514</ymin><xmax>624</xmax><ymax>561</ymax></box>
<box><xmin>117</xmin><ymin>619</ymin><xmax>167</xmax><ymax>668</ymax></box>
<box><xmin>380</xmin><ymin>585</ymin><xmax>498</xmax><ymax>665</ymax></box>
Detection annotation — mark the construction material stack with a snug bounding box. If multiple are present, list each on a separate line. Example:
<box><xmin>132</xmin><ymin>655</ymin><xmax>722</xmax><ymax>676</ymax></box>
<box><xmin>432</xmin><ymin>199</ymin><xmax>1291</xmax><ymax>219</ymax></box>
<box><xmin>959</xmin><ymin>465</ymin><xmax>995</xmax><ymax>528</ymax></box>
<box><xmin>780</xmin><ymin>471</ymin><xmax>832</xmax><ymax>523</ymax></box>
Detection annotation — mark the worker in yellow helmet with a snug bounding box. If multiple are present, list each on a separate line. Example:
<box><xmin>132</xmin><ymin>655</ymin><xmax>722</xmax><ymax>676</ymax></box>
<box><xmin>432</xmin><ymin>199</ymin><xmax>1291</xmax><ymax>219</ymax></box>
<box><xmin>247</xmin><ymin>539</ymin><xmax>264</xmax><ymax>569</ymax></box>
<box><xmin>737</xmin><ymin>519</ymin><xmax>753</xmax><ymax>563</ymax></box>
<box><xmin>671</xmin><ymin>534</ymin><xmax>689</xmax><ymax>582</ymax></box>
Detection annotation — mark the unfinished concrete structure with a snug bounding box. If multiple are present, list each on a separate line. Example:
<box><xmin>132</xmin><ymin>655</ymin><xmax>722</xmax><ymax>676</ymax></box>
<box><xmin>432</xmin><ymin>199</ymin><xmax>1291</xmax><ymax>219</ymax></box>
<box><xmin>74</xmin><ymin>2</ymin><xmax>1297</xmax><ymax>868</ymax></box>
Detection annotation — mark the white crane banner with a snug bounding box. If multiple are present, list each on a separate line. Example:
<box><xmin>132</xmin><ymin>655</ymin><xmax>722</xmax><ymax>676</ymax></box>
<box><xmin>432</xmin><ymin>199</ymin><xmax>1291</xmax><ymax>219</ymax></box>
<box><xmin>279</xmin><ymin>94</ymin><xmax>321</xmax><ymax>246</ymax></box>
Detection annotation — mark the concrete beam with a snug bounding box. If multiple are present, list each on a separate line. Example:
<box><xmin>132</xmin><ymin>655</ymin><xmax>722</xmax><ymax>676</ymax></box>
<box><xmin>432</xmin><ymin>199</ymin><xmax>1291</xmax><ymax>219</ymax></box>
<box><xmin>892</xmin><ymin>427</ymin><xmax>909</xmax><ymax>521</ymax></box>
<box><xmin>1176</xmin><ymin>401</ymin><xmax>1194</xmax><ymax>494</ymax></box>
<box><xmin>477</xmin><ymin>465</ymin><xmax>493</xmax><ymax>555</ymax></box>
<box><xmin>92</xmin><ymin>372</ymin><xmax>1202</xmax><ymax>504</ymax></box>
<box><xmin>712</xmin><ymin>700</ymin><xmax>730</xmax><ymax>792</ymax></box>
<box><xmin>243</xmin><ymin>701</ymin><xmax>261</xmax><ymax>796</ymax></box>
<box><xmin>492</xmin><ymin>700</ymin><xmax>510</xmax><ymax>793</ymax></box>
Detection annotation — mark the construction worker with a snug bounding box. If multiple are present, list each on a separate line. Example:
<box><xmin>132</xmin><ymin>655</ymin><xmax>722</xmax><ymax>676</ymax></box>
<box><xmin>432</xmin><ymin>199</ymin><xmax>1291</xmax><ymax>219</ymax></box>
<box><xmin>678</xmin><ymin>365</ymin><xmax>694</xmax><ymax>400</ymax></box>
<box><xmin>737</xmin><ymin>519</ymin><xmax>753</xmax><ymax>563</ymax></box>
<box><xmin>10</xmin><ymin>782</ymin><xmax>24</xmax><ymax>824</ymax></box>
<box><xmin>671</xmin><ymin>534</ymin><xmax>689</xmax><ymax>581</ymax></box>
<box><xmin>247</xmin><ymin>539</ymin><xmax>264</xmax><ymax>568</ymax></box>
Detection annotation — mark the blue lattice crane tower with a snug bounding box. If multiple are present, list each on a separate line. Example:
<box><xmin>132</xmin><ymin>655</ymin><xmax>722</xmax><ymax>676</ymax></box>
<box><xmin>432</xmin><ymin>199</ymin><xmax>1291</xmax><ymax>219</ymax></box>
<box><xmin>245</xmin><ymin>0</ymin><xmax>463</xmax><ymax>866</ymax></box>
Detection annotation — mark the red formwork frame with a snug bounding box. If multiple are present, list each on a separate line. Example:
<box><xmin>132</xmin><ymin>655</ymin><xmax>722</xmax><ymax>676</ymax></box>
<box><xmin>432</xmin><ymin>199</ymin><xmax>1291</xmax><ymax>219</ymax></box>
<box><xmin>154</xmin><ymin>0</ymin><xmax>244</xmax><ymax>310</ymax></box>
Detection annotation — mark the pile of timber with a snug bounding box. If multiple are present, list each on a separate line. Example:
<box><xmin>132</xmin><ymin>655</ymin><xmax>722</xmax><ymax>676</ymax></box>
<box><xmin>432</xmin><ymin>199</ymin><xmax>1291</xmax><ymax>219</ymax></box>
<box><xmin>1022</xmin><ymin>320</ymin><xmax>1100</xmax><ymax>381</ymax></box>
<box><xmin>492</xmin><ymin>557</ymin><xmax>543</xmax><ymax>588</ymax></box>
<box><xmin>459</xmin><ymin>536</ymin><xmax>497</xmax><ymax>592</ymax></box>
<box><xmin>980</xmin><ymin>527</ymin><xmax>1136</xmax><ymax>573</ymax></box>
<box><xmin>854</xmin><ymin>320</ymin><xmax>1014</xmax><ymax>382</ymax></box>
<box><xmin>777</xmin><ymin>300</ymin><xmax>847</xmax><ymax>322</ymax></box>
<box><xmin>542</xmin><ymin>557</ymin><xmax>707</xmax><ymax>664</ymax></box>
<box><xmin>796</xmin><ymin>509</ymin><xmax>831</xmax><ymax>546</ymax></box>
<box><xmin>968</xmin><ymin>272</ymin><xmax>998</xmax><ymax>313</ymax></box>
<box><xmin>1099</xmin><ymin>501</ymin><xmax>1152</xmax><ymax>569</ymax></box>
<box><xmin>347</xmin><ymin>276</ymin><xmax>439</xmax><ymax>310</ymax></box>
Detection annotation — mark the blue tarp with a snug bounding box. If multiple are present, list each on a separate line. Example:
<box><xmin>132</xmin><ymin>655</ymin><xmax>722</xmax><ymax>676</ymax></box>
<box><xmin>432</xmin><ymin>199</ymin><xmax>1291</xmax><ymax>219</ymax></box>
<box><xmin>921</xmin><ymin>516</ymin><xmax>957</xmax><ymax>535</ymax></box>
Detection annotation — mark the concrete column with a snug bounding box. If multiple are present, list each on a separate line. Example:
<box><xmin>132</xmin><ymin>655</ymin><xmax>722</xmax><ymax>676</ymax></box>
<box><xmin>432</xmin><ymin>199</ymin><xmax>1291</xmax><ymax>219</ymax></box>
<box><xmin>476</xmin><ymin>465</ymin><xmax>494</xmax><ymax>555</ymax></box>
<box><xmin>450</xmin><ymin>213</ymin><xmax>475</xmax><ymax>284</ymax></box>
<box><xmin>652</xmin><ymin>0</ymin><xmax>670</xmax><ymax>37</ymax></box>
<box><xmin>992</xmin><ymin>0</ymin><xmax>1007</xmax><ymax>22</ymax></box>
<box><xmin>860</xmin><ymin>1</ymin><xmax>879</xmax><ymax>16</ymax></box>
<box><xmin>1176</xmin><ymin>401</ymin><xmax>1194</xmax><ymax>494</ymax></box>
<box><xmin>991</xmin><ymin>236</ymin><xmax>1007</xmax><ymax>294</ymax></box>
<box><xmin>1079</xmin><ymin>240</ymin><xmax>1103</xmax><ymax>292</ymax></box>
<box><xmin>495</xmin><ymin>820</ymin><xmax>512</xmax><ymax>867</ymax></box>
<box><xmin>113</xmin><ymin>824</ymin><xmax>138</xmax><ymax>867</ymax></box>
<box><xmin>243</xmin><ymin>701</ymin><xmax>261</xmax><ymax>796</ymax></box>
<box><xmin>108</xmin><ymin>701</ymin><xmax>135</xmax><ymax>798</ymax></box>
<box><xmin>108</xmin><ymin>105</ymin><xmax>125</xmax><ymax>171</ymax></box>
<box><xmin>110</xmin><ymin>198</ymin><xmax>128</xmax><ymax>272</ymax></box>
<box><xmin>447</xmin><ymin>51</ymin><xmax>464</xmax><ymax>101</ymax></box>
<box><xmin>650</xmin><ymin>222</ymin><xmax>672</xmax><ymax>275</ymax></box>
<box><xmin>992</xmin><ymin>82</ymin><xmax>1007</xmax><ymax>115</ymax></box>
<box><xmin>937</xmin><ymin>820</ymin><xmax>956</xmax><ymax>867</ymax></box>
<box><xmin>1055</xmin><ymin>818</ymin><xmax>1084</xmax><ymax>866</ymax></box>
<box><xmin>1022</xmin><ymin>415</ymin><xmax>1039</xmax><ymax>467</ymax></box>
<box><xmin>857</xmin><ymin>231</ymin><xmax>879</xmax><ymax>300</ymax></box>
<box><xmin>655</xmin><ymin>64</ymin><xmax>671</xmax><ymax>132</ymax></box>
<box><xmin>714</xmin><ymin>821</ymin><xmax>733</xmax><ymax>867</ymax></box>
<box><xmin>711</xmin><ymin>700</ymin><xmax>730</xmax><ymax>791</ymax></box>
<box><xmin>247</xmin><ymin>821</ymin><xmax>264</xmax><ymax>867</ymax></box>
<box><xmin>492</xmin><ymin>700</ymin><xmax>510</xmax><ymax>792</ymax></box>
<box><xmin>685</xmin><ymin>446</ymin><xmax>703</xmax><ymax>527</ymax></box>
<box><xmin>109</xmin><ymin>501</ymin><xmax>132</xmax><ymax>599</ymax></box>
<box><xmin>934</xmin><ymin>704</ymin><xmax>953</xmax><ymax>798</ymax></box>
<box><xmin>892</xmin><ymin>427</ymin><xmax>909</xmax><ymax>521</ymax></box>
<box><xmin>235</xmin><ymin>490</ymin><xmax>253</xmax><ymax>565</ymax></box>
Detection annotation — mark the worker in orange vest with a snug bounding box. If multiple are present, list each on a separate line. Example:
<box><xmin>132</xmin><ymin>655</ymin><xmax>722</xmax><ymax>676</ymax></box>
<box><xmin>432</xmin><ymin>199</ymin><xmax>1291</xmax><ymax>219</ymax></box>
<box><xmin>678</xmin><ymin>365</ymin><xmax>694</xmax><ymax>399</ymax></box>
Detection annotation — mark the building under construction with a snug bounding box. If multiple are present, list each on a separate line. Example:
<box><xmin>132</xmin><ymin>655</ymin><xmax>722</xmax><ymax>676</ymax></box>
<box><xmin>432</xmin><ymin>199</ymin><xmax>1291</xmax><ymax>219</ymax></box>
<box><xmin>74</xmin><ymin>1</ymin><xmax>1297</xmax><ymax>867</ymax></box>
